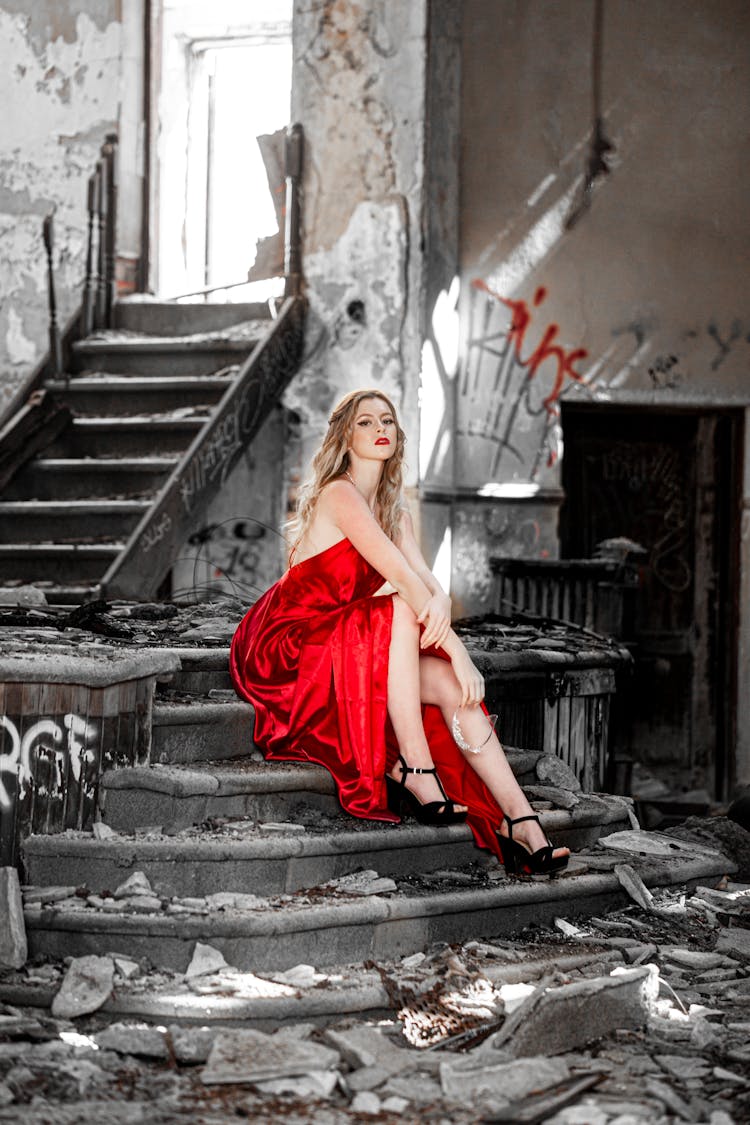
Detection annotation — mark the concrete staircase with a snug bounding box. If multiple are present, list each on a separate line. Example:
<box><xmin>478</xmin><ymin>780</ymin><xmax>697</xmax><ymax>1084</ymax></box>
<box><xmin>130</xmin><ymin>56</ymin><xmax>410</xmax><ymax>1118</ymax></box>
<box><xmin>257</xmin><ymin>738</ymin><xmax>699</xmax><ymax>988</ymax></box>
<box><xmin>19</xmin><ymin>648</ymin><xmax>732</xmax><ymax>974</ymax></box>
<box><xmin>0</xmin><ymin>300</ymin><xmax>293</xmax><ymax>603</ymax></box>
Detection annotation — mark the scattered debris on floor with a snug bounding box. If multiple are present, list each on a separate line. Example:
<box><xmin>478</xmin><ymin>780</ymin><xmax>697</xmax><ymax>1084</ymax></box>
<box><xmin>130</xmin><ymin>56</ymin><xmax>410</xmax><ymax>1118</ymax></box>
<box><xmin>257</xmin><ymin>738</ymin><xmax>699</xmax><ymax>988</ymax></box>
<box><xmin>1</xmin><ymin>873</ymin><xmax>749</xmax><ymax>1122</ymax></box>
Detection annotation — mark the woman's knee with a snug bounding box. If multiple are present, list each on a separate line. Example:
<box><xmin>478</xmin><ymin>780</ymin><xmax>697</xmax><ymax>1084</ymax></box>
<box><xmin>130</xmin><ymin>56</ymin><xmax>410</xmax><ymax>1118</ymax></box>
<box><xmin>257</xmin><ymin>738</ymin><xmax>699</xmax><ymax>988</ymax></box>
<box><xmin>420</xmin><ymin>655</ymin><xmax>461</xmax><ymax>708</ymax></box>
<box><xmin>391</xmin><ymin>594</ymin><xmax>419</xmax><ymax>632</ymax></box>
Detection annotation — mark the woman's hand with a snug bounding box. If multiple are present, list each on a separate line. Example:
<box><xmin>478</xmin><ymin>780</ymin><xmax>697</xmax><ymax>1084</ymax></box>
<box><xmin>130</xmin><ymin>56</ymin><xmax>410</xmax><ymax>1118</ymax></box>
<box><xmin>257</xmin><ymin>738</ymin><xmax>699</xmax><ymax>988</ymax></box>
<box><xmin>417</xmin><ymin>591</ymin><xmax>452</xmax><ymax>650</ymax></box>
<box><xmin>450</xmin><ymin>648</ymin><xmax>485</xmax><ymax>708</ymax></box>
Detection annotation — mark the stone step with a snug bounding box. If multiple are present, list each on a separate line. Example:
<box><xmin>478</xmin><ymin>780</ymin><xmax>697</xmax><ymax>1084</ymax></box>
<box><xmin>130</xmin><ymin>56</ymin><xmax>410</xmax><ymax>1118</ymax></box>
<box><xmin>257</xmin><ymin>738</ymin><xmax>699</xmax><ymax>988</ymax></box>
<box><xmin>161</xmin><ymin>648</ymin><xmax>234</xmax><ymax>695</ymax></box>
<box><xmin>113</xmin><ymin>300</ymin><xmax>271</xmax><ymax>336</ymax></box>
<box><xmin>2</xmin><ymin>457</ymin><xmax>177</xmax><ymax>501</ymax></box>
<box><xmin>21</xmin><ymin>584</ymin><xmax>103</xmax><ymax>605</ymax></box>
<box><xmin>0</xmin><ymin>500</ymin><xmax>149</xmax><ymax>544</ymax></box>
<box><xmin>100</xmin><ymin>749</ymin><xmax>547</xmax><ymax>832</ymax></box>
<box><xmin>46</xmin><ymin>416</ymin><xmax>205</xmax><ymax>459</ymax></box>
<box><xmin>21</xmin><ymin>843</ymin><xmax>731</xmax><ymax>973</ymax></box>
<box><xmin>72</xmin><ymin>336</ymin><xmax>262</xmax><ymax>377</ymax></box>
<box><xmin>0</xmin><ymin>542</ymin><xmax>122</xmax><ymax>583</ymax></box>
<box><xmin>151</xmin><ymin>697</ymin><xmax>257</xmax><ymax>765</ymax></box>
<box><xmin>22</xmin><ymin>794</ymin><xmax>632</xmax><ymax>898</ymax></box>
<box><xmin>44</xmin><ymin>375</ymin><xmax>233</xmax><ymax>416</ymax></box>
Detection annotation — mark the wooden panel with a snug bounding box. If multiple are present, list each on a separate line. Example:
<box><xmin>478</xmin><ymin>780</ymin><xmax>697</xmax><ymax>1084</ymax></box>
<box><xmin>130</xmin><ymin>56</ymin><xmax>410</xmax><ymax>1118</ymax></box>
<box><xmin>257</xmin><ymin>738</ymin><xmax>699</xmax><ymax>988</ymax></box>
<box><xmin>0</xmin><ymin>673</ymin><xmax>158</xmax><ymax>867</ymax></box>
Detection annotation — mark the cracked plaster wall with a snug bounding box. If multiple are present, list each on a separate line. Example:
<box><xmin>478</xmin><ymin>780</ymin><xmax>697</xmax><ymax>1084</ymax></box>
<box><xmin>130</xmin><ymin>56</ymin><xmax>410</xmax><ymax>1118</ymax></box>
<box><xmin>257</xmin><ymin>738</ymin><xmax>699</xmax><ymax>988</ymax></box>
<box><xmin>0</xmin><ymin>2</ymin><xmax>124</xmax><ymax>420</ymax></box>
<box><xmin>286</xmin><ymin>0</ymin><xmax>428</xmax><ymax>491</ymax></box>
<box><xmin>445</xmin><ymin>0</ymin><xmax>750</xmax><ymax>616</ymax></box>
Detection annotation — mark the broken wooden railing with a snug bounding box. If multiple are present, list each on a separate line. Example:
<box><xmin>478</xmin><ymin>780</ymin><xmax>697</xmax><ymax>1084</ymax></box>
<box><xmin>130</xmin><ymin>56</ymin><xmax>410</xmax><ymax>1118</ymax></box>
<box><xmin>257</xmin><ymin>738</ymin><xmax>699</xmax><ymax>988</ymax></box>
<box><xmin>491</xmin><ymin>543</ymin><xmax>643</xmax><ymax>639</ymax></box>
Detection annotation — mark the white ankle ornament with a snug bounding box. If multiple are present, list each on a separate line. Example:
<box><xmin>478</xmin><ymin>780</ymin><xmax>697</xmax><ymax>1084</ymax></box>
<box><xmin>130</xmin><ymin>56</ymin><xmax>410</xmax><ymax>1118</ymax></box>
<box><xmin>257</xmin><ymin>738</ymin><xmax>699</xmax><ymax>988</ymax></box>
<box><xmin>451</xmin><ymin>711</ymin><xmax>498</xmax><ymax>754</ymax></box>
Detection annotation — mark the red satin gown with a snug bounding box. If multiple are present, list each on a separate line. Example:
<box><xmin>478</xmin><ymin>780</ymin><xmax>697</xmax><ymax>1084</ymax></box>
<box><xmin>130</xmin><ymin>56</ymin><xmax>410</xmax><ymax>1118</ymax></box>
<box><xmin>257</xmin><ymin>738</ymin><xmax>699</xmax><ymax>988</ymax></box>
<box><xmin>229</xmin><ymin>537</ymin><xmax>506</xmax><ymax>858</ymax></box>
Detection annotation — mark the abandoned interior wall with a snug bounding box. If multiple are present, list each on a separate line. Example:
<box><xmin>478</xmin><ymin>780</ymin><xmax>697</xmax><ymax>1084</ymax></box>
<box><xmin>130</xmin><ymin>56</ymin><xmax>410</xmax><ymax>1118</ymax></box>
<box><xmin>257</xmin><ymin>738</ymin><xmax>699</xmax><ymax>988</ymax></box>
<box><xmin>452</xmin><ymin>0</ymin><xmax>750</xmax><ymax>610</ymax></box>
<box><xmin>0</xmin><ymin>1</ymin><xmax>127</xmax><ymax>421</ymax></box>
<box><xmin>455</xmin><ymin>0</ymin><xmax>750</xmax><ymax>790</ymax></box>
<box><xmin>286</xmin><ymin>0</ymin><xmax>429</xmax><ymax>498</ymax></box>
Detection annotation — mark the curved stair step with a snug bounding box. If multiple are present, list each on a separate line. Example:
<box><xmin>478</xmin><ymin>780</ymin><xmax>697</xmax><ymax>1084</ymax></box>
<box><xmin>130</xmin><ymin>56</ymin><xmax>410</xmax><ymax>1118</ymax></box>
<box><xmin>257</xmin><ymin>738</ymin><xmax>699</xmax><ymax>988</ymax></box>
<box><xmin>22</xmin><ymin>795</ymin><xmax>633</xmax><ymax>898</ymax></box>
<box><xmin>20</xmin><ymin>844</ymin><xmax>731</xmax><ymax>973</ymax></box>
<box><xmin>152</xmin><ymin>698</ymin><xmax>258</xmax><ymax>765</ymax></box>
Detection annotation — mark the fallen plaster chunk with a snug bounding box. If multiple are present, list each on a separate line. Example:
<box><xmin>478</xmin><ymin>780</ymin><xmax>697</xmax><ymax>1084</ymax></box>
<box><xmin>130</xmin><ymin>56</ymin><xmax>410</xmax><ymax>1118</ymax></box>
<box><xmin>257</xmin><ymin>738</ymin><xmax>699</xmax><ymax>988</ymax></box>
<box><xmin>535</xmin><ymin>754</ymin><xmax>581</xmax><ymax>792</ymax></box>
<box><xmin>51</xmin><ymin>955</ymin><xmax>115</xmax><ymax>1018</ymax></box>
<box><xmin>716</xmin><ymin>925</ymin><xmax>750</xmax><ymax>961</ymax></box>
<box><xmin>94</xmin><ymin>1022</ymin><xmax>169</xmax><ymax>1059</ymax></box>
<box><xmin>329</xmin><ymin>870</ymin><xmax>397</xmax><ymax>896</ymax></box>
<box><xmin>92</xmin><ymin>821</ymin><xmax>117</xmax><ymax>840</ymax></box>
<box><xmin>23</xmin><ymin>885</ymin><xmax>80</xmax><ymax>905</ymax></box>
<box><xmin>347</xmin><ymin>1064</ymin><xmax>390</xmax><ymax>1091</ymax></box>
<box><xmin>0</xmin><ymin>868</ymin><xmax>27</xmax><ymax>971</ymax></box>
<box><xmin>202</xmin><ymin>1028</ymin><xmax>339</xmax><ymax>1085</ymax></box>
<box><xmin>691</xmin><ymin>884</ymin><xmax>750</xmax><ymax>916</ymax></box>
<box><xmin>168</xmin><ymin>1025</ymin><xmax>217</xmax><ymax>1065</ymax></box>
<box><xmin>381</xmin><ymin>1095</ymin><xmax>410</xmax><ymax>1113</ymax></box>
<box><xmin>661</xmin><ymin>947</ymin><xmax>732</xmax><ymax>971</ymax></box>
<box><xmin>350</xmin><ymin>1091</ymin><xmax>382</xmax><ymax>1114</ymax></box>
<box><xmin>525</xmin><ymin>784</ymin><xmax>580</xmax><ymax>809</ymax></box>
<box><xmin>113</xmin><ymin>871</ymin><xmax>154</xmax><ymax>899</ymax></box>
<box><xmin>644</xmin><ymin>1077</ymin><xmax>694</xmax><ymax>1120</ymax></box>
<box><xmin>119</xmin><ymin>894</ymin><xmax>163</xmax><ymax>914</ymax></box>
<box><xmin>111</xmin><ymin>956</ymin><xmax>140</xmax><ymax>980</ymax></box>
<box><xmin>186</xmin><ymin>942</ymin><xmax>233</xmax><ymax>979</ymax></box>
<box><xmin>487</xmin><ymin>966</ymin><xmax>659</xmax><ymax>1059</ymax></box>
<box><xmin>555</xmin><ymin>917</ymin><xmax>589</xmax><ymax>938</ymax></box>
<box><xmin>324</xmin><ymin>1024</ymin><xmax>435</xmax><ymax>1075</ymax></box>
<box><xmin>656</xmin><ymin>1053</ymin><xmax>711</xmax><ymax>1081</ymax></box>
<box><xmin>614</xmin><ymin>863</ymin><xmax>686</xmax><ymax>917</ymax></box>
<box><xmin>271</xmin><ymin>963</ymin><xmax>327</xmax><ymax>988</ymax></box>
<box><xmin>0</xmin><ymin>585</ymin><xmax>47</xmax><ymax>606</ymax></box>
<box><xmin>256</xmin><ymin>1071</ymin><xmax>339</xmax><ymax>1098</ymax></box>
<box><xmin>440</xmin><ymin>1054</ymin><xmax>570</xmax><ymax>1109</ymax></box>
<box><xmin>602</xmin><ymin>829</ymin><xmax>725</xmax><ymax>859</ymax></box>
<box><xmin>204</xmin><ymin>891</ymin><xmax>265</xmax><ymax>911</ymax></box>
<box><xmin>257</xmin><ymin>822</ymin><xmax>307</xmax><ymax>834</ymax></box>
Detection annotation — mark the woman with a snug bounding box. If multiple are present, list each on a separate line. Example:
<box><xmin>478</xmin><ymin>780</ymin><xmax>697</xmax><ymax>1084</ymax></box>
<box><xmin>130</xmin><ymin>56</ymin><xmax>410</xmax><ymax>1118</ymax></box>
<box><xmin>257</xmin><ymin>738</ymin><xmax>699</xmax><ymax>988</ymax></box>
<box><xmin>230</xmin><ymin>389</ymin><xmax>569</xmax><ymax>875</ymax></box>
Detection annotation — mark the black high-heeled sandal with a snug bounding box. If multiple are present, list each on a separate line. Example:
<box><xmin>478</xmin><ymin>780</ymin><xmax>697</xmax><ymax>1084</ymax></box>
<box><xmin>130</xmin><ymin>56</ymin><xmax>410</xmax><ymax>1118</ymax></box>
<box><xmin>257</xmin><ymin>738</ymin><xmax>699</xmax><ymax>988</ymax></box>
<box><xmin>496</xmin><ymin>813</ymin><xmax>569</xmax><ymax>876</ymax></box>
<box><xmin>386</xmin><ymin>754</ymin><xmax>468</xmax><ymax>825</ymax></box>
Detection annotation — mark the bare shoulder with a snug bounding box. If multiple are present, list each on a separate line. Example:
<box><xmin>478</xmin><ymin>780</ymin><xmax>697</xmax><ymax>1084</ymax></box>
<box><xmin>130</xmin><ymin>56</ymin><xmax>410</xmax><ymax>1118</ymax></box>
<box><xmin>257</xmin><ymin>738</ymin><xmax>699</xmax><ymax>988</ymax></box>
<box><xmin>319</xmin><ymin>477</ymin><xmax>362</xmax><ymax>514</ymax></box>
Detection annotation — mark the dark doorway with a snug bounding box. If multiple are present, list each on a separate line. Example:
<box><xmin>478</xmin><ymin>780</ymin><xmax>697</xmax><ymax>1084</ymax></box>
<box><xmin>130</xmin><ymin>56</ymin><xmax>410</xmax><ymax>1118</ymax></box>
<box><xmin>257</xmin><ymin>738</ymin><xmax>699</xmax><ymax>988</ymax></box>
<box><xmin>560</xmin><ymin>405</ymin><xmax>742</xmax><ymax>800</ymax></box>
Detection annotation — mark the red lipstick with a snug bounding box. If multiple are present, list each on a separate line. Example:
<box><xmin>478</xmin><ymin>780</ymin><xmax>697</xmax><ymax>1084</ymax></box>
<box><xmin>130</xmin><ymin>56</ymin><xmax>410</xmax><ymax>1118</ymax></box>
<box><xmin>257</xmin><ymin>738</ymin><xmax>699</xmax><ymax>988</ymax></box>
<box><xmin>375</xmin><ymin>437</ymin><xmax>390</xmax><ymax>445</ymax></box>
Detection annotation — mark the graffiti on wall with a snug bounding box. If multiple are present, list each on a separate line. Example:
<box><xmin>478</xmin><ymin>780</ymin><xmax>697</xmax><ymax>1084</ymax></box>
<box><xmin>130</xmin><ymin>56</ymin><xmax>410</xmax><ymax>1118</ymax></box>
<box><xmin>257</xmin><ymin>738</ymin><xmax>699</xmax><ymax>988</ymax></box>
<box><xmin>178</xmin><ymin>517</ymin><xmax>282</xmax><ymax>602</ymax></box>
<box><xmin>459</xmin><ymin>279</ymin><xmax>594</xmax><ymax>479</ymax></box>
<box><xmin>0</xmin><ymin>713</ymin><xmax>97</xmax><ymax>808</ymax></box>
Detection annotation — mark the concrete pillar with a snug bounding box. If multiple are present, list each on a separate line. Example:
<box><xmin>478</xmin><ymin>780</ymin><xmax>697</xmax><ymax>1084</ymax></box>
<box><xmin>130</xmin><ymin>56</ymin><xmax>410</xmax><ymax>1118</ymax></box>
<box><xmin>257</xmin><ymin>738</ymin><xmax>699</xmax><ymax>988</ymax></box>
<box><xmin>288</xmin><ymin>0</ymin><xmax>433</xmax><ymax>488</ymax></box>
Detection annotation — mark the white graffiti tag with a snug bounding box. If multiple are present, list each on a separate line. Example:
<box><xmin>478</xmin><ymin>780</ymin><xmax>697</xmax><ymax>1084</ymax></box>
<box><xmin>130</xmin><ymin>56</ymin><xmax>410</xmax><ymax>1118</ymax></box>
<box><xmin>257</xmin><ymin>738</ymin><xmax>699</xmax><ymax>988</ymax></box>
<box><xmin>0</xmin><ymin>713</ymin><xmax>97</xmax><ymax>808</ymax></box>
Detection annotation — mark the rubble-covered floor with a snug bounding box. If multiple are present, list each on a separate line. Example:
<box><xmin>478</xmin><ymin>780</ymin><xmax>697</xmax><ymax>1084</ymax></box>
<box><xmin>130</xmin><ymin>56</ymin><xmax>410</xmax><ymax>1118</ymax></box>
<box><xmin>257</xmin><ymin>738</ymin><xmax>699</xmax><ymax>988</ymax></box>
<box><xmin>2</xmin><ymin>873</ymin><xmax>749</xmax><ymax>1124</ymax></box>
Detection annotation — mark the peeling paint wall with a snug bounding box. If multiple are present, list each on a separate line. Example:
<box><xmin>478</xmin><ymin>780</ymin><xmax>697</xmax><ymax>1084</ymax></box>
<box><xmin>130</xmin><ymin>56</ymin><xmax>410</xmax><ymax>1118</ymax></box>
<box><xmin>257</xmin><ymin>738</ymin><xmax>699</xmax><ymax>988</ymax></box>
<box><xmin>0</xmin><ymin>1</ymin><xmax>123</xmax><ymax>419</ymax></box>
<box><xmin>448</xmin><ymin>0</ymin><xmax>750</xmax><ymax>614</ymax></box>
<box><xmin>287</xmin><ymin>0</ymin><xmax>429</xmax><ymax>489</ymax></box>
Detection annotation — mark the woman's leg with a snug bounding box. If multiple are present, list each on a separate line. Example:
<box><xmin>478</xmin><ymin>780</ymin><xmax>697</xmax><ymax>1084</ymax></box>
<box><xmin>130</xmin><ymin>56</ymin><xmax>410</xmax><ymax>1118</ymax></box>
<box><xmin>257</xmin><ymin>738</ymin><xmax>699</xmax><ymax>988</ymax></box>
<box><xmin>419</xmin><ymin>654</ymin><xmax>569</xmax><ymax>860</ymax></box>
<box><xmin>386</xmin><ymin>595</ymin><xmax>467</xmax><ymax>811</ymax></box>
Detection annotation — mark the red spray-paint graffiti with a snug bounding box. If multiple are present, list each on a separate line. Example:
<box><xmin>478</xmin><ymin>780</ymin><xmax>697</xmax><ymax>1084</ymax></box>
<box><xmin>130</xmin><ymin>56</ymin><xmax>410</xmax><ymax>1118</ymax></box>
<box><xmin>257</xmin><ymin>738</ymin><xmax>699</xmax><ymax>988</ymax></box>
<box><xmin>454</xmin><ymin>279</ymin><xmax>593</xmax><ymax>479</ymax></box>
<box><xmin>472</xmin><ymin>279</ymin><xmax>589</xmax><ymax>413</ymax></box>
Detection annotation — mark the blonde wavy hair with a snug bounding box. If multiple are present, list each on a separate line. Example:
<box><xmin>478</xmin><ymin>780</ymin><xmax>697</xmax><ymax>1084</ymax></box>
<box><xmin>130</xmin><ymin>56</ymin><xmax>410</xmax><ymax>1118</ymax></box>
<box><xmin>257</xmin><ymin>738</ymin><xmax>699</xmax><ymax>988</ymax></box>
<box><xmin>288</xmin><ymin>388</ymin><xmax>406</xmax><ymax>559</ymax></box>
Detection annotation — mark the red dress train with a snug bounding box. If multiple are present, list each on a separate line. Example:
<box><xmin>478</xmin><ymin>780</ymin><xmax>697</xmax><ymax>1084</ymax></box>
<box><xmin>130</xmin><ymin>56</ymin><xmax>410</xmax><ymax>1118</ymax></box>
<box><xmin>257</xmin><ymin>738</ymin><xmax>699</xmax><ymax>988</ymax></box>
<box><xmin>229</xmin><ymin>537</ymin><xmax>505</xmax><ymax>859</ymax></box>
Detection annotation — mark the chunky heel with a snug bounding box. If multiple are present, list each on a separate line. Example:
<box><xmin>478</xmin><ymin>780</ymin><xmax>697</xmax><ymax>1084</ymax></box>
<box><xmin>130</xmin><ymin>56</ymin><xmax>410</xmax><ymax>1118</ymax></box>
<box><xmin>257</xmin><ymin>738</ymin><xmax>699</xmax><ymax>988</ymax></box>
<box><xmin>496</xmin><ymin>813</ymin><xmax>569</xmax><ymax>876</ymax></box>
<box><xmin>386</xmin><ymin>754</ymin><xmax>467</xmax><ymax>825</ymax></box>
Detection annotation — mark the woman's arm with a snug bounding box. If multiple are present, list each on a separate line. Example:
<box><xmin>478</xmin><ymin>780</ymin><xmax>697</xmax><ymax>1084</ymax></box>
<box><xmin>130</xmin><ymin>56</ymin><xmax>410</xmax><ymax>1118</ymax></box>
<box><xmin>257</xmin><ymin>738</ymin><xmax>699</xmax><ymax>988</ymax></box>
<box><xmin>397</xmin><ymin>509</ymin><xmax>452</xmax><ymax>650</ymax></box>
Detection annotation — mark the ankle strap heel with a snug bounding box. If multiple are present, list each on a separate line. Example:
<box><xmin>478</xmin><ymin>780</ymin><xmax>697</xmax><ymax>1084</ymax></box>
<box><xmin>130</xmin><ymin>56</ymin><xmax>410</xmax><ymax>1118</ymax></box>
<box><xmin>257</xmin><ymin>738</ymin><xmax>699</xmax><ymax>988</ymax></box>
<box><xmin>496</xmin><ymin>813</ymin><xmax>569</xmax><ymax>876</ymax></box>
<box><xmin>385</xmin><ymin>754</ymin><xmax>467</xmax><ymax>826</ymax></box>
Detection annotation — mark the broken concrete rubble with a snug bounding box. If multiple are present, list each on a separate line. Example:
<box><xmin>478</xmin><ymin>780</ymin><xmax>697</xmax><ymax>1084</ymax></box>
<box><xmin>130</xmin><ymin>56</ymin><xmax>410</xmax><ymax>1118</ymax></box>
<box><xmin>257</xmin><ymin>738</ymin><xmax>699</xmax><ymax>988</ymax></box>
<box><xmin>50</xmin><ymin>954</ymin><xmax>114</xmax><ymax>1019</ymax></box>
<box><xmin>202</xmin><ymin>1027</ymin><xmax>340</xmax><ymax>1085</ymax></box>
<box><xmin>0</xmin><ymin>868</ymin><xmax>26</xmax><ymax>972</ymax></box>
